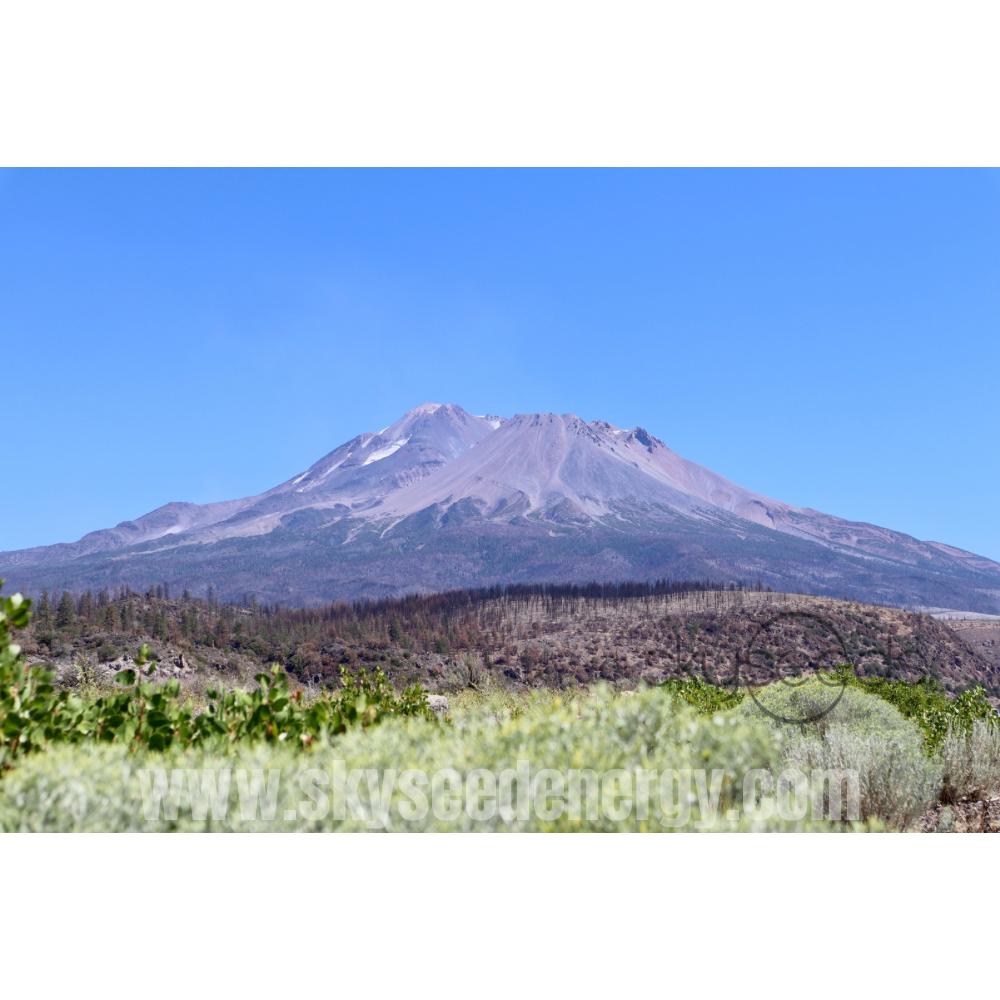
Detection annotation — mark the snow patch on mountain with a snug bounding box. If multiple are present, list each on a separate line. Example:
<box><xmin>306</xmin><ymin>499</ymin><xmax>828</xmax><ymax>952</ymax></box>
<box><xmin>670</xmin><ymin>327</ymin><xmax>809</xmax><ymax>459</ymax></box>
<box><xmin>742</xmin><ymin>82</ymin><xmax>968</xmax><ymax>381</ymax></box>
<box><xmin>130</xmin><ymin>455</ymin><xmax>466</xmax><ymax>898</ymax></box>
<box><xmin>476</xmin><ymin>414</ymin><xmax>506</xmax><ymax>430</ymax></box>
<box><xmin>363</xmin><ymin>437</ymin><xmax>411</xmax><ymax>465</ymax></box>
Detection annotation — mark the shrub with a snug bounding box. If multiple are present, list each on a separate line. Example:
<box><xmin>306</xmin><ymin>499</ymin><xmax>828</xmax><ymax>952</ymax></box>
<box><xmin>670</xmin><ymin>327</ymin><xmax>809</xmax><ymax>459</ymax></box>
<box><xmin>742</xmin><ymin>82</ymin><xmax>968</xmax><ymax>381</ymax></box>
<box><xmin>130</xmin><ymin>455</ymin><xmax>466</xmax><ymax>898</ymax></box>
<box><xmin>781</xmin><ymin>728</ymin><xmax>941</xmax><ymax>831</ymax></box>
<box><xmin>659</xmin><ymin>675</ymin><xmax>744</xmax><ymax>713</ymax></box>
<box><xmin>439</xmin><ymin>652</ymin><xmax>486</xmax><ymax>692</ymax></box>
<box><xmin>741</xmin><ymin>678</ymin><xmax>920</xmax><ymax>743</ymax></box>
<box><xmin>447</xmin><ymin>685</ymin><xmax>529</xmax><ymax>723</ymax></box>
<box><xmin>741</xmin><ymin>679</ymin><xmax>942</xmax><ymax>829</ymax></box>
<box><xmin>0</xmin><ymin>687</ymin><xmax>846</xmax><ymax>832</ymax></box>
<box><xmin>834</xmin><ymin>666</ymin><xmax>996</xmax><ymax>753</ymax></box>
<box><xmin>1</xmin><ymin>578</ymin><xmax>437</xmax><ymax>769</ymax></box>
<box><xmin>940</xmin><ymin>721</ymin><xmax>1000</xmax><ymax>804</ymax></box>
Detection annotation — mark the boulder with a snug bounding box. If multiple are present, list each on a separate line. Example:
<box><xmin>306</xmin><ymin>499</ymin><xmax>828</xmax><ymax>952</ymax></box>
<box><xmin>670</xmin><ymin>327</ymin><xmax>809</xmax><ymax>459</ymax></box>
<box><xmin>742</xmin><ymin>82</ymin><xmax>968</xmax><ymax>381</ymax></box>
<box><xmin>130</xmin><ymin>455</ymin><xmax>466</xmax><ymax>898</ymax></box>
<box><xmin>427</xmin><ymin>694</ymin><xmax>449</xmax><ymax>714</ymax></box>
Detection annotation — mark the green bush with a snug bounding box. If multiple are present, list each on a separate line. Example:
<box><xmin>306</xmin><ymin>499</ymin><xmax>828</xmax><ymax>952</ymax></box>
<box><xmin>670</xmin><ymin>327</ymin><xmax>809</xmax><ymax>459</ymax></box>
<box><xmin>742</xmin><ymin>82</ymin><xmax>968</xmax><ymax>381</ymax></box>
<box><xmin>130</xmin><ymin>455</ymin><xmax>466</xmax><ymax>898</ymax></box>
<box><xmin>740</xmin><ymin>678</ymin><xmax>921</xmax><ymax>742</ymax></box>
<box><xmin>834</xmin><ymin>666</ymin><xmax>996</xmax><ymax>753</ymax></box>
<box><xmin>657</xmin><ymin>664</ymin><xmax>998</xmax><ymax>757</ymax></box>
<box><xmin>447</xmin><ymin>686</ymin><xmax>529</xmax><ymax>723</ymax></box>
<box><xmin>97</xmin><ymin>643</ymin><xmax>119</xmax><ymax>663</ymax></box>
<box><xmin>659</xmin><ymin>675</ymin><xmax>744</xmax><ymax>713</ymax></box>
<box><xmin>0</xmin><ymin>581</ymin><xmax>435</xmax><ymax>770</ymax></box>
<box><xmin>740</xmin><ymin>679</ymin><xmax>942</xmax><ymax>829</ymax></box>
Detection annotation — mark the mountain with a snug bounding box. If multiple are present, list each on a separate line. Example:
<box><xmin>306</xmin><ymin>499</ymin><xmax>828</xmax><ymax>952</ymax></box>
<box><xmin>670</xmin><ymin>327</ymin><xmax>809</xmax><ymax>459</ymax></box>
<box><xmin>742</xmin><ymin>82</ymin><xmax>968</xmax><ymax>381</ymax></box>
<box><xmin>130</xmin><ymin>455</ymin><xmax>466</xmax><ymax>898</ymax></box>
<box><xmin>4</xmin><ymin>403</ymin><xmax>1000</xmax><ymax>611</ymax></box>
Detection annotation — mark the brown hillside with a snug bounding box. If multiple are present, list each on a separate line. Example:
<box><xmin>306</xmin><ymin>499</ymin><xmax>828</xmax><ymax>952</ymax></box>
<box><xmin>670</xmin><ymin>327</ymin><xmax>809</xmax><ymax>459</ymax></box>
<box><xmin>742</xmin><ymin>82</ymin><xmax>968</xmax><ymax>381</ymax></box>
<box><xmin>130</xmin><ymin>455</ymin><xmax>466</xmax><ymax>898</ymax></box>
<box><xmin>16</xmin><ymin>584</ymin><xmax>999</xmax><ymax>699</ymax></box>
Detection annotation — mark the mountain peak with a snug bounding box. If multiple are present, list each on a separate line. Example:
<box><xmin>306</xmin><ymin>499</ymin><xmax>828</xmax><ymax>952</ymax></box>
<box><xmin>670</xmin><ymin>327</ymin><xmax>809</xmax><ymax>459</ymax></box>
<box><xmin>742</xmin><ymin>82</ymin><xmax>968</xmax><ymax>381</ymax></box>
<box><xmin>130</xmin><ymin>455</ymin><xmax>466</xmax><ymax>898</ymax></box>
<box><xmin>5</xmin><ymin>401</ymin><xmax>1000</xmax><ymax>612</ymax></box>
<box><xmin>589</xmin><ymin>419</ymin><xmax>626</xmax><ymax>436</ymax></box>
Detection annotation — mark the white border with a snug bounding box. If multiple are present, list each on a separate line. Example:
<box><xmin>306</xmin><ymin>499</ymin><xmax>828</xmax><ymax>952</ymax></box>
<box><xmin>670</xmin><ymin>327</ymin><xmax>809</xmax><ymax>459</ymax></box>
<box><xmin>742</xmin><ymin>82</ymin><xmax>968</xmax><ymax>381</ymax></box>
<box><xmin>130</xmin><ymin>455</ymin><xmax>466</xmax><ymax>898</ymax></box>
<box><xmin>2</xmin><ymin>2</ymin><xmax>999</xmax><ymax>165</ymax></box>
<box><xmin>7</xmin><ymin>833</ymin><xmax>1000</xmax><ymax>992</ymax></box>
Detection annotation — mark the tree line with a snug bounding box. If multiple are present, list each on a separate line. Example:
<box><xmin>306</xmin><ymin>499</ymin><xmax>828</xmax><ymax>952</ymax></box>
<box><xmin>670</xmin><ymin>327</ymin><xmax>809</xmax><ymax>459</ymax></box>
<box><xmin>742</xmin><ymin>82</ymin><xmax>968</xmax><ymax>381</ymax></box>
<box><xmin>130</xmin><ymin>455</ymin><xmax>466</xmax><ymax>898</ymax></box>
<box><xmin>25</xmin><ymin>577</ymin><xmax>776</xmax><ymax>679</ymax></box>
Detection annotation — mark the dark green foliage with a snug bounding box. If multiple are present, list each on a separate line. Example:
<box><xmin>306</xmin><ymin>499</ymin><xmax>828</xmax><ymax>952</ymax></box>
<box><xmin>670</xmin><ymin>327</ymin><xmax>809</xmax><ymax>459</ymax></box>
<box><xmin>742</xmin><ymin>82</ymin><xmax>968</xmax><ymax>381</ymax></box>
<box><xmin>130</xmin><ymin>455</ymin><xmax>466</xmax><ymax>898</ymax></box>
<box><xmin>389</xmin><ymin>616</ymin><xmax>403</xmax><ymax>643</ymax></box>
<box><xmin>36</xmin><ymin>590</ymin><xmax>51</xmax><ymax>627</ymax></box>
<box><xmin>833</xmin><ymin>664</ymin><xmax>997</xmax><ymax>753</ymax></box>
<box><xmin>0</xmin><ymin>581</ymin><xmax>38</xmax><ymax>768</ymax></box>
<box><xmin>55</xmin><ymin>590</ymin><xmax>75</xmax><ymax>629</ymax></box>
<box><xmin>96</xmin><ymin>642</ymin><xmax>119</xmax><ymax>663</ymax></box>
<box><xmin>659</xmin><ymin>675</ymin><xmax>745</xmax><ymax>713</ymax></box>
<box><xmin>180</xmin><ymin>608</ymin><xmax>198</xmax><ymax>637</ymax></box>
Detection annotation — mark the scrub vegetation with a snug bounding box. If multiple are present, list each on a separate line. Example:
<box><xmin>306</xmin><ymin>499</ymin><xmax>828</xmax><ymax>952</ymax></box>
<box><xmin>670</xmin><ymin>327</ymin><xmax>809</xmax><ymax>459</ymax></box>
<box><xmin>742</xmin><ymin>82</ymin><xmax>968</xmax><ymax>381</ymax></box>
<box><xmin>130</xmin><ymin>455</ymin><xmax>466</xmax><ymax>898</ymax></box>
<box><xmin>3</xmin><ymin>581</ymin><xmax>998</xmax><ymax>831</ymax></box>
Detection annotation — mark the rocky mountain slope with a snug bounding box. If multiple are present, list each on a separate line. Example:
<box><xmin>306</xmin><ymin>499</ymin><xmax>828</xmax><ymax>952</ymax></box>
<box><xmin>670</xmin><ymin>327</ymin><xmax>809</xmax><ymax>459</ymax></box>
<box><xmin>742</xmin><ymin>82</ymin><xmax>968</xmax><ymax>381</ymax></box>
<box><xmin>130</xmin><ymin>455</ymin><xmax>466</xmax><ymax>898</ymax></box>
<box><xmin>4</xmin><ymin>403</ymin><xmax>1000</xmax><ymax>610</ymax></box>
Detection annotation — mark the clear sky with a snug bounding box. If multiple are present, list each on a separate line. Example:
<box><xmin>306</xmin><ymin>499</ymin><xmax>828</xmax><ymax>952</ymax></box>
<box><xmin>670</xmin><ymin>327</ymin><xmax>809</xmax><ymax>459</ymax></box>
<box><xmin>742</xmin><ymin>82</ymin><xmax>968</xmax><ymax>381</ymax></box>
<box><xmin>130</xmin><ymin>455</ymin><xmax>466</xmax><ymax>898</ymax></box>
<box><xmin>3</xmin><ymin>169</ymin><xmax>999</xmax><ymax>560</ymax></box>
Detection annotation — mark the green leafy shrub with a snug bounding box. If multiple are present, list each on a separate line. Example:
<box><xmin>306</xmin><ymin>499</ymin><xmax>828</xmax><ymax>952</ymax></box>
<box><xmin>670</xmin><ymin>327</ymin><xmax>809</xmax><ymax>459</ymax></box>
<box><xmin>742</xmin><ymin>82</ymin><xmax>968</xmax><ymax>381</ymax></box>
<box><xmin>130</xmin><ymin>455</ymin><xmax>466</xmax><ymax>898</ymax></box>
<box><xmin>0</xmin><ymin>581</ymin><xmax>436</xmax><ymax>770</ymax></box>
<box><xmin>834</xmin><ymin>666</ymin><xmax>996</xmax><ymax>753</ymax></box>
<box><xmin>0</xmin><ymin>583</ymin><xmax>42</xmax><ymax>770</ymax></box>
<box><xmin>657</xmin><ymin>663</ymin><xmax>998</xmax><ymax>757</ymax></box>
<box><xmin>659</xmin><ymin>675</ymin><xmax>745</xmax><ymax>713</ymax></box>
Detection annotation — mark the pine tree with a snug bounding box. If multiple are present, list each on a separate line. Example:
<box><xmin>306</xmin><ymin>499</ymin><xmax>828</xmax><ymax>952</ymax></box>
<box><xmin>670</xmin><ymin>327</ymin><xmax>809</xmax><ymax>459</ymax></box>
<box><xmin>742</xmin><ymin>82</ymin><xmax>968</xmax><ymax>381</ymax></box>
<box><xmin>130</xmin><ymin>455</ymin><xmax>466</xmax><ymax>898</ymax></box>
<box><xmin>38</xmin><ymin>590</ymin><xmax>51</xmax><ymax>627</ymax></box>
<box><xmin>55</xmin><ymin>590</ymin><xmax>76</xmax><ymax>629</ymax></box>
<box><xmin>103</xmin><ymin>604</ymin><xmax>119</xmax><ymax>630</ymax></box>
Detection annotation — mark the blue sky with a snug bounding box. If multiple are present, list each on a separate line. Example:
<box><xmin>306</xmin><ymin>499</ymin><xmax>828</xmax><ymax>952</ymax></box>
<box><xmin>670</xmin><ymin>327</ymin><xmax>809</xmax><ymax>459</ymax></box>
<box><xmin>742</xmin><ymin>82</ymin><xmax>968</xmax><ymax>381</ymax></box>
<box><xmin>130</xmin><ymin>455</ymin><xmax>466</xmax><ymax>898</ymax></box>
<box><xmin>3</xmin><ymin>169</ymin><xmax>999</xmax><ymax>560</ymax></box>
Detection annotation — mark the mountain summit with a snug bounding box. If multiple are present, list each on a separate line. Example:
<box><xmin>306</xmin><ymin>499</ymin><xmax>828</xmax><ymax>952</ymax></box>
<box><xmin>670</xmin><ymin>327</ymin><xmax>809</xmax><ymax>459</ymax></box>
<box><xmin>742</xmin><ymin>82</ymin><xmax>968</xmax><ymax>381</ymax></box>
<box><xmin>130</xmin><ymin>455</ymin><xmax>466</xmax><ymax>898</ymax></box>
<box><xmin>4</xmin><ymin>403</ymin><xmax>1000</xmax><ymax>610</ymax></box>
